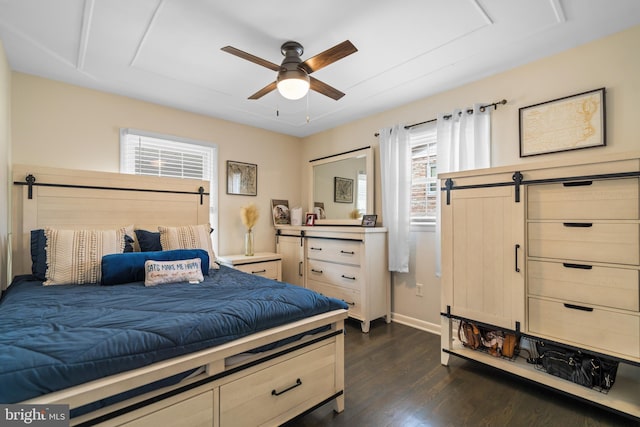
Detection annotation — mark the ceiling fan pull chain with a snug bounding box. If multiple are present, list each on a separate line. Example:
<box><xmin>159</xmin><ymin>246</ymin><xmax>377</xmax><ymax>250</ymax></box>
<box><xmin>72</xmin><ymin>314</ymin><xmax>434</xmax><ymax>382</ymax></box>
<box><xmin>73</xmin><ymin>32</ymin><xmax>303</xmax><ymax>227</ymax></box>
<box><xmin>306</xmin><ymin>93</ymin><xmax>310</xmax><ymax>123</ymax></box>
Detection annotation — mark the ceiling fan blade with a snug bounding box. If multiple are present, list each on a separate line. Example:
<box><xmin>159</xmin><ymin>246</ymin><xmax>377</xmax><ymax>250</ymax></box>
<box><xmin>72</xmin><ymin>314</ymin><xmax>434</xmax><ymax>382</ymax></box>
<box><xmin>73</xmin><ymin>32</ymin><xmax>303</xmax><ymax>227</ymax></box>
<box><xmin>221</xmin><ymin>46</ymin><xmax>280</xmax><ymax>72</ymax></box>
<box><xmin>310</xmin><ymin>77</ymin><xmax>345</xmax><ymax>100</ymax></box>
<box><xmin>300</xmin><ymin>40</ymin><xmax>357</xmax><ymax>74</ymax></box>
<box><xmin>248</xmin><ymin>81</ymin><xmax>277</xmax><ymax>100</ymax></box>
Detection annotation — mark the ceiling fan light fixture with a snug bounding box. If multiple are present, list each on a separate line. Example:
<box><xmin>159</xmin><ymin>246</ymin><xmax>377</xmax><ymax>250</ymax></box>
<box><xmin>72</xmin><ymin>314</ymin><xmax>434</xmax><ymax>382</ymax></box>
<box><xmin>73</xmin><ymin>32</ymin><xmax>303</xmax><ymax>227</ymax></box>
<box><xmin>277</xmin><ymin>68</ymin><xmax>310</xmax><ymax>100</ymax></box>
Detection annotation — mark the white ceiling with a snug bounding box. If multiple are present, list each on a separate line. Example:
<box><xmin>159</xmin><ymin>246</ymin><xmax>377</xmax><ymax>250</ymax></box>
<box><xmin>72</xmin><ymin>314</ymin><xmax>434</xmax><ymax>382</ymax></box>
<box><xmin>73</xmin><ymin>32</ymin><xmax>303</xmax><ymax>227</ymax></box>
<box><xmin>1</xmin><ymin>0</ymin><xmax>639</xmax><ymax>138</ymax></box>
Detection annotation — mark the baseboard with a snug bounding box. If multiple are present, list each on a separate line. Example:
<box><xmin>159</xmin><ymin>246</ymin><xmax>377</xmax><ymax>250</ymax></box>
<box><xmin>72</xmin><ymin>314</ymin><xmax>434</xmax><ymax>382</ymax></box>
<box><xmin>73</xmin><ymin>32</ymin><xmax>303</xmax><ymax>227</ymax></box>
<box><xmin>391</xmin><ymin>313</ymin><xmax>440</xmax><ymax>336</ymax></box>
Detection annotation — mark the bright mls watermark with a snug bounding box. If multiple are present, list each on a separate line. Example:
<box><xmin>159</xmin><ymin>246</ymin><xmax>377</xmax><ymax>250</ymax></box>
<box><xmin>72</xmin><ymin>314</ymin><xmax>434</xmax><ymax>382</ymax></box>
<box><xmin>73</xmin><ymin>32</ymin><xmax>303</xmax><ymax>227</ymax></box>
<box><xmin>0</xmin><ymin>405</ymin><xmax>69</xmax><ymax>426</ymax></box>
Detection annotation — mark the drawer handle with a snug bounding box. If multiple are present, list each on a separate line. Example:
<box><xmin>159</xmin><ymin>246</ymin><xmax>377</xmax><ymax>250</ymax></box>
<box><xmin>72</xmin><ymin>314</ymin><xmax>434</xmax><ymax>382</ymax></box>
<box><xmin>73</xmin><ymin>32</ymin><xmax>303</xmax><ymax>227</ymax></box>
<box><xmin>341</xmin><ymin>275</ymin><xmax>356</xmax><ymax>280</ymax></box>
<box><xmin>562</xmin><ymin>263</ymin><xmax>593</xmax><ymax>270</ymax></box>
<box><xmin>563</xmin><ymin>303</ymin><xmax>594</xmax><ymax>312</ymax></box>
<box><xmin>340</xmin><ymin>250</ymin><xmax>355</xmax><ymax>255</ymax></box>
<box><xmin>563</xmin><ymin>180</ymin><xmax>593</xmax><ymax>187</ymax></box>
<box><xmin>310</xmin><ymin>247</ymin><xmax>322</xmax><ymax>251</ymax></box>
<box><xmin>311</xmin><ymin>268</ymin><xmax>323</xmax><ymax>274</ymax></box>
<box><xmin>298</xmin><ymin>261</ymin><xmax>303</xmax><ymax>277</ymax></box>
<box><xmin>343</xmin><ymin>300</ymin><xmax>356</xmax><ymax>306</ymax></box>
<box><xmin>251</xmin><ymin>269</ymin><xmax>267</xmax><ymax>274</ymax></box>
<box><xmin>563</xmin><ymin>222</ymin><xmax>593</xmax><ymax>228</ymax></box>
<box><xmin>272</xmin><ymin>378</ymin><xmax>302</xmax><ymax>396</ymax></box>
<box><xmin>515</xmin><ymin>244</ymin><xmax>520</xmax><ymax>273</ymax></box>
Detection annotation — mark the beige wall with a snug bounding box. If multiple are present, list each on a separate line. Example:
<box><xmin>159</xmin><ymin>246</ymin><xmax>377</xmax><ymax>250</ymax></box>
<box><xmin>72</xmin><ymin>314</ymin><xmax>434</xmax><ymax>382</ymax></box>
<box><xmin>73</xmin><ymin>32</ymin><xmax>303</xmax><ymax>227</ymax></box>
<box><xmin>11</xmin><ymin>74</ymin><xmax>302</xmax><ymax>256</ymax></box>
<box><xmin>0</xmin><ymin>41</ymin><xmax>10</xmax><ymax>289</ymax></box>
<box><xmin>301</xmin><ymin>25</ymin><xmax>640</xmax><ymax>331</ymax></box>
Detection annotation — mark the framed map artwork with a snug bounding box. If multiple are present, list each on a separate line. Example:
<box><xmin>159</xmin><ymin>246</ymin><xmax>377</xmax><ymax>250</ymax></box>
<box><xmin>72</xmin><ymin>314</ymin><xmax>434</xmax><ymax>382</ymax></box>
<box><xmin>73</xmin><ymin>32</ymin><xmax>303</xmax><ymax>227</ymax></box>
<box><xmin>519</xmin><ymin>87</ymin><xmax>606</xmax><ymax>157</ymax></box>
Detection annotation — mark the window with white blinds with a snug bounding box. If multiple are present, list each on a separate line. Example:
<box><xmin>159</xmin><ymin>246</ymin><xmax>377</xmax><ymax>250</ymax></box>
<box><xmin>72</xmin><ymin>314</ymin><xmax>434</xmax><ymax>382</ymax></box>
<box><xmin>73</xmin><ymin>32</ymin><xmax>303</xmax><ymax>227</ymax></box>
<box><xmin>410</xmin><ymin>122</ymin><xmax>437</xmax><ymax>222</ymax></box>
<box><xmin>119</xmin><ymin>128</ymin><xmax>218</xmax><ymax>247</ymax></box>
<box><xmin>120</xmin><ymin>130</ymin><xmax>214</xmax><ymax>180</ymax></box>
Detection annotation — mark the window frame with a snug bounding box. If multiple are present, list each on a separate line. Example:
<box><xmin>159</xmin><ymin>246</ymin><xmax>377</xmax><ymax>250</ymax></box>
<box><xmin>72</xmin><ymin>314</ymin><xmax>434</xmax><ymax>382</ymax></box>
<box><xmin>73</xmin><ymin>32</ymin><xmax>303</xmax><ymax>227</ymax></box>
<box><xmin>119</xmin><ymin>128</ymin><xmax>219</xmax><ymax>253</ymax></box>
<box><xmin>409</xmin><ymin>122</ymin><xmax>437</xmax><ymax>224</ymax></box>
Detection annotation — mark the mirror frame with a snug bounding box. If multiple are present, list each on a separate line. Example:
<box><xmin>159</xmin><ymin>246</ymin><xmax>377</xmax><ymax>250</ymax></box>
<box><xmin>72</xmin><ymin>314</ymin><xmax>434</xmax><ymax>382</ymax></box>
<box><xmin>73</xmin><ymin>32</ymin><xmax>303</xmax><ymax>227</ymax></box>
<box><xmin>308</xmin><ymin>146</ymin><xmax>374</xmax><ymax>226</ymax></box>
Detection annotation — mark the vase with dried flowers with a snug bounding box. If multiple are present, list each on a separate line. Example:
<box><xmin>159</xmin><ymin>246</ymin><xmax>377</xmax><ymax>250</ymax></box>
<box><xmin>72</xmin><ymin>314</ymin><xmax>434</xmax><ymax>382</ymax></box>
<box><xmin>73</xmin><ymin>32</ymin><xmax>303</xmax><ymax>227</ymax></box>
<box><xmin>240</xmin><ymin>203</ymin><xmax>259</xmax><ymax>256</ymax></box>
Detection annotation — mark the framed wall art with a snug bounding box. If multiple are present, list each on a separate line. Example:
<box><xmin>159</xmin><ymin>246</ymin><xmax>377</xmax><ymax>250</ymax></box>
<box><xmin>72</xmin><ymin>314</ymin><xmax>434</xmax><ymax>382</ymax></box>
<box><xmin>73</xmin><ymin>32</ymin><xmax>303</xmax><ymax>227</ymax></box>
<box><xmin>519</xmin><ymin>87</ymin><xmax>606</xmax><ymax>157</ymax></box>
<box><xmin>334</xmin><ymin>177</ymin><xmax>353</xmax><ymax>203</ymax></box>
<box><xmin>227</xmin><ymin>161</ymin><xmax>257</xmax><ymax>196</ymax></box>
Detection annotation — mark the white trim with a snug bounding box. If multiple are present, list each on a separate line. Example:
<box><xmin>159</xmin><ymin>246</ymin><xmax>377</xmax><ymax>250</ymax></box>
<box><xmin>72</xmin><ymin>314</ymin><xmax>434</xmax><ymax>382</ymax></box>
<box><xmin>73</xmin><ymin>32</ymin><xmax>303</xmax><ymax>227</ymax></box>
<box><xmin>391</xmin><ymin>312</ymin><xmax>441</xmax><ymax>336</ymax></box>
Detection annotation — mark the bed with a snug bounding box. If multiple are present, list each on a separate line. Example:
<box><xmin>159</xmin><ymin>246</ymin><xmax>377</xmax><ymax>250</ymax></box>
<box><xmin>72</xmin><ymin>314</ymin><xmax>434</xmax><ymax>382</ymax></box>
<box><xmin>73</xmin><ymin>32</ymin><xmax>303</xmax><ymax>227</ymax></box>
<box><xmin>4</xmin><ymin>165</ymin><xmax>348</xmax><ymax>426</ymax></box>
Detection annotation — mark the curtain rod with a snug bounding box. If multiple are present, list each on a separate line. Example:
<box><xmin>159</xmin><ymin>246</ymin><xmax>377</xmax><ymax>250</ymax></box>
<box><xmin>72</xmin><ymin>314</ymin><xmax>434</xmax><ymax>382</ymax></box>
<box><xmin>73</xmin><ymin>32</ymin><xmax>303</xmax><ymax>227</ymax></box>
<box><xmin>374</xmin><ymin>99</ymin><xmax>507</xmax><ymax>137</ymax></box>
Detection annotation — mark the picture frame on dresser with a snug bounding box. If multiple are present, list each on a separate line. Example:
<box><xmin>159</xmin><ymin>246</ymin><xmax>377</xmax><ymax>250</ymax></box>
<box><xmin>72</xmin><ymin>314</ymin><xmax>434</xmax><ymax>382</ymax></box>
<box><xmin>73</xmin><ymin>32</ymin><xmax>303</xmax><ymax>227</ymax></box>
<box><xmin>361</xmin><ymin>214</ymin><xmax>377</xmax><ymax>227</ymax></box>
<box><xmin>519</xmin><ymin>87</ymin><xmax>606</xmax><ymax>157</ymax></box>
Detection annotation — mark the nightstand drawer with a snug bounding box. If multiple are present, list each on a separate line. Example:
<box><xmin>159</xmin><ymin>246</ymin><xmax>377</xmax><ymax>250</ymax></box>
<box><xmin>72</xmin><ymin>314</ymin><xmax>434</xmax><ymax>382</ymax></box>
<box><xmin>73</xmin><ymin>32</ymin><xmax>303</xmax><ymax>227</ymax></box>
<box><xmin>528</xmin><ymin>297</ymin><xmax>640</xmax><ymax>358</ymax></box>
<box><xmin>235</xmin><ymin>260</ymin><xmax>280</xmax><ymax>280</ymax></box>
<box><xmin>527</xmin><ymin>178</ymin><xmax>639</xmax><ymax>220</ymax></box>
<box><xmin>306</xmin><ymin>238</ymin><xmax>361</xmax><ymax>266</ymax></box>
<box><xmin>528</xmin><ymin>222</ymin><xmax>639</xmax><ymax>265</ymax></box>
<box><xmin>528</xmin><ymin>260</ymin><xmax>639</xmax><ymax>311</ymax></box>
<box><xmin>307</xmin><ymin>259</ymin><xmax>362</xmax><ymax>291</ymax></box>
<box><xmin>220</xmin><ymin>342</ymin><xmax>337</xmax><ymax>426</ymax></box>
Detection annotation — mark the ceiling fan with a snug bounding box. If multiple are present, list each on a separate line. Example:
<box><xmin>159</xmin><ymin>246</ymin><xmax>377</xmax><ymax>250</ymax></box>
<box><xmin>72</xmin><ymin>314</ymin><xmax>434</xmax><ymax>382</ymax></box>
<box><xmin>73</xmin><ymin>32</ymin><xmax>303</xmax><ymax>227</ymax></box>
<box><xmin>221</xmin><ymin>40</ymin><xmax>357</xmax><ymax>101</ymax></box>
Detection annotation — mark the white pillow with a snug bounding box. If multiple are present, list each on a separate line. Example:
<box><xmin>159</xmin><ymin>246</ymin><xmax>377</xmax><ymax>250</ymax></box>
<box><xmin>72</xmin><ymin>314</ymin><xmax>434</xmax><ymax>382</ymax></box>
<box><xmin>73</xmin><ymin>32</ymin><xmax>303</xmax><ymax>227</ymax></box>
<box><xmin>144</xmin><ymin>258</ymin><xmax>204</xmax><ymax>286</ymax></box>
<box><xmin>44</xmin><ymin>227</ymin><xmax>126</xmax><ymax>285</ymax></box>
<box><xmin>158</xmin><ymin>224</ymin><xmax>218</xmax><ymax>269</ymax></box>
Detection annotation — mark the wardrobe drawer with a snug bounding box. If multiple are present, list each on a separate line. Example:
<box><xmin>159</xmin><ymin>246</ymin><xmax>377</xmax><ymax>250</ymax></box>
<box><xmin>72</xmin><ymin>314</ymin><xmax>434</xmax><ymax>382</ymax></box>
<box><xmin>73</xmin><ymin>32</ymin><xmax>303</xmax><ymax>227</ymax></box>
<box><xmin>306</xmin><ymin>238</ymin><xmax>361</xmax><ymax>266</ymax></box>
<box><xmin>528</xmin><ymin>260</ymin><xmax>639</xmax><ymax>311</ymax></box>
<box><xmin>234</xmin><ymin>260</ymin><xmax>280</xmax><ymax>280</ymax></box>
<box><xmin>307</xmin><ymin>259</ymin><xmax>362</xmax><ymax>291</ymax></box>
<box><xmin>527</xmin><ymin>178</ymin><xmax>639</xmax><ymax>220</ymax></box>
<box><xmin>528</xmin><ymin>222</ymin><xmax>639</xmax><ymax>265</ymax></box>
<box><xmin>528</xmin><ymin>297</ymin><xmax>640</xmax><ymax>358</ymax></box>
<box><xmin>123</xmin><ymin>390</ymin><xmax>213</xmax><ymax>427</ymax></box>
<box><xmin>307</xmin><ymin>279</ymin><xmax>362</xmax><ymax>319</ymax></box>
<box><xmin>220</xmin><ymin>342</ymin><xmax>337</xmax><ymax>427</ymax></box>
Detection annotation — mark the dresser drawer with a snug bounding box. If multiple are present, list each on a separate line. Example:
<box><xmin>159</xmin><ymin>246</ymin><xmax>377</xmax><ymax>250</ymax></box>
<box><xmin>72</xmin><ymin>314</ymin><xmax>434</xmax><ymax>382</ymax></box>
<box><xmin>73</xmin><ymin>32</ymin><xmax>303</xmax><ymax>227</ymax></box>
<box><xmin>307</xmin><ymin>279</ymin><xmax>362</xmax><ymax>318</ymax></box>
<box><xmin>528</xmin><ymin>222</ymin><xmax>639</xmax><ymax>265</ymax></box>
<box><xmin>220</xmin><ymin>342</ymin><xmax>337</xmax><ymax>426</ymax></box>
<box><xmin>528</xmin><ymin>297</ymin><xmax>640</xmax><ymax>359</ymax></box>
<box><xmin>527</xmin><ymin>178</ymin><xmax>639</xmax><ymax>220</ymax></box>
<box><xmin>307</xmin><ymin>259</ymin><xmax>362</xmax><ymax>291</ymax></box>
<box><xmin>306</xmin><ymin>238</ymin><xmax>361</xmax><ymax>266</ymax></box>
<box><xmin>234</xmin><ymin>260</ymin><xmax>280</xmax><ymax>280</ymax></box>
<box><xmin>528</xmin><ymin>260</ymin><xmax>639</xmax><ymax>311</ymax></box>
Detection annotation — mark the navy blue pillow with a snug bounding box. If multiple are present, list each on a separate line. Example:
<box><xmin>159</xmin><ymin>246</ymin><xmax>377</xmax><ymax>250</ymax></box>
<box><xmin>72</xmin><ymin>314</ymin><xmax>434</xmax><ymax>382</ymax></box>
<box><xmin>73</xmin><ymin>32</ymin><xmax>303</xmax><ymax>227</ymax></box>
<box><xmin>101</xmin><ymin>249</ymin><xmax>210</xmax><ymax>285</ymax></box>
<box><xmin>135</xmin><ymin>229</ymin><xmax>162</xmax><ymax>252</ymax></box>
<box><xmin>30</xmin><ymin>229</ymin><xmax>47</xmax><ymax>280</ymax></box>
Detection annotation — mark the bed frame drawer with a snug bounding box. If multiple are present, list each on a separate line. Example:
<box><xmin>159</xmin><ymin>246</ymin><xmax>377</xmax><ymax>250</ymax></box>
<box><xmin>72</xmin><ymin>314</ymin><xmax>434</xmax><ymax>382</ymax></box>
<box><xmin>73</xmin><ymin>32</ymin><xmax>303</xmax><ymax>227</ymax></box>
<box><xmin>528</xmin><ymin>297</ymin><xmax>640</xmax><ymax>359</ymax></box>
<box><xmin>528</xmin><ymin>260</ymin><xmax>639</xmax><ymax>311</ymax></box>
<box><xmin>219</xmin><ymin>342</ymin><xmax>337</xmax><ymax>427</ymax></box>
<box><xmin>121</xmin><ymin>390</ymin><xmax>213</xmax><ymax>427</ymax></box>
<box><xmin>528</xmin><ymin>222</ymin><xmax>639</xmax><ymax>265</ymax></box>
<box><xmin>307</xmin><ymin>280</ymin><xmax>362</xmax><ymax>319</ymax></box>
<box><xmin>307</xmin><ymin>259</ymin><xmax>362</xmax><ymax>291</ymax></box>
<box><xmin>306</xmin><ymin>238</ymin><xmax>361</xmax><ymax>266</ymax></box>
<box><xmin>527</xmin><ymin>178</ymin><xmax>639</xmax><ymax>220</ymax></box>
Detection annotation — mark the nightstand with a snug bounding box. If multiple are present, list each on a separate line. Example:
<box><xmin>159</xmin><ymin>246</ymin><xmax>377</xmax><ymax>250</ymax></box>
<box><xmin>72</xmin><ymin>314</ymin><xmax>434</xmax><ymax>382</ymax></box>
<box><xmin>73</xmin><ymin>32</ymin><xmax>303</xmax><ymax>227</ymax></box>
<box><xmin>216</xmin><ymin>252</ymin><xmax>282</xmax><ymax>281</ymax></box>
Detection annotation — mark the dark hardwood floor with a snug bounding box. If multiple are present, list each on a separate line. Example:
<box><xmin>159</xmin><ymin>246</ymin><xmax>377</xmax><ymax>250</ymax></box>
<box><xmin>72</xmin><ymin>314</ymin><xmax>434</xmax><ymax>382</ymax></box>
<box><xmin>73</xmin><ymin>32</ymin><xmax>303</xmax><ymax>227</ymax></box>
<box><xmin>285</xmin><ymin>319</ymin><xmax>639</xmax><ymax>427</ymax></box>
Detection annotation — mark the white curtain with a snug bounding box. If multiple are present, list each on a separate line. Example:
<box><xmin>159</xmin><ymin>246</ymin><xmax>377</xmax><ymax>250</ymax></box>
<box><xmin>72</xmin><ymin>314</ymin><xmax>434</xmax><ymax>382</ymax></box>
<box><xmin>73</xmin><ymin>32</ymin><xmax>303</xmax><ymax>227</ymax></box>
<box><xmin>379</xmin><ymin>124</ymin><xmax>411</xmax><ymax>273</ymax></box>
<box><xmin>435</xmin><ymin>104</ymin><xmax>491</xmax><ymax>276</ymax></box>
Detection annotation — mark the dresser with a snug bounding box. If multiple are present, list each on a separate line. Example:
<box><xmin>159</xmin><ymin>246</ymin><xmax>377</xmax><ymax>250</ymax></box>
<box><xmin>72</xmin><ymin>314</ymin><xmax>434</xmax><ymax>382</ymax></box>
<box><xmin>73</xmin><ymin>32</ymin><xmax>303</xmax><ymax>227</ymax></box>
<box><xmin>276</xmin><ymin>226</ymin><xmax>390</xmax><ymax>332</ymax></box>
<box><xmin>440</xmin><ymin>151</ymin><xmax>640</xmax><ymax>420</ymax></box>
<box><xmin>216</xmin><ymin>252</ymin><xmax>282</xmax><ymax>281</ymax></box>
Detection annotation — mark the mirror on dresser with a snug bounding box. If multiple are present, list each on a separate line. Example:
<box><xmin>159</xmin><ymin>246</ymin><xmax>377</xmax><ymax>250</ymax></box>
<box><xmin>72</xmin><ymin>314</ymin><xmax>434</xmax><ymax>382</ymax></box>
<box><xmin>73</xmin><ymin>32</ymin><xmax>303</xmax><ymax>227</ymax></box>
<box><xmin>309</xmin><ymin>146</ymin><xmax>374</xmax><ymax>225</ymax></box>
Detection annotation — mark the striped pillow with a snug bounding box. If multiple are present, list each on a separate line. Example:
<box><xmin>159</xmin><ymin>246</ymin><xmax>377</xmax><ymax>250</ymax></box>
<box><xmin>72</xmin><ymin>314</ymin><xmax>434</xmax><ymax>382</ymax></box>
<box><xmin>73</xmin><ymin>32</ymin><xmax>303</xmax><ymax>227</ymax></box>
<box><xmin>44</xmin><ymin>228</ymin><xmax>126</xmax><ymax>285</ymax></box>
<box><xmin>158</xmin><ymin>224</ymin><xmax>218</xmax><ymax>269</ymax></box>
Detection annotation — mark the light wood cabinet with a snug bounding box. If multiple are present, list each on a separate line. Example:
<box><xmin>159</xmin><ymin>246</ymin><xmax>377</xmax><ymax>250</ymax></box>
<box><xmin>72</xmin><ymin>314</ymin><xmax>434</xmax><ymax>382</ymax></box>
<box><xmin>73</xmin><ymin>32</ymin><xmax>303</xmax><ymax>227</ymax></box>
<box><xmin>276</xmin><ymin>226</ymin><xmax>390</xmax><ymax>332</ymax></box>
<box><xmin>440</xmin><ymin>151</ymin><xmax>640</xmax><ymax>421</ymax></box>
<box><xmin>216</xmin><ymin>252</ymin><xmax>282</xmax><ymax>281</ymax></box>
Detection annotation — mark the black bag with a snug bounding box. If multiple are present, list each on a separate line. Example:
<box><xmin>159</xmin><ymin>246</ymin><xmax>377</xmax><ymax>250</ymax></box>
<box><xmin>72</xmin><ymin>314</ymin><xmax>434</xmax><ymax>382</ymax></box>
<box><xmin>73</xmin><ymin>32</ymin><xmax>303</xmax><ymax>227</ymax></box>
<box><xmin>535</xmin><ymin>341</ymin><xmax>618</xmax><ymax>391</ymax></box>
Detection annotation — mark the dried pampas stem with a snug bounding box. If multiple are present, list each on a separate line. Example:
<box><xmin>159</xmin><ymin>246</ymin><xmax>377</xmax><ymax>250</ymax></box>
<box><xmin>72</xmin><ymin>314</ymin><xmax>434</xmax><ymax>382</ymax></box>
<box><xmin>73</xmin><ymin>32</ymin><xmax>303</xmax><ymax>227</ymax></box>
<box><xmin>240</xmin><ymin>203</ymin><xmax>259</xmax><ymax>230</ymax></box>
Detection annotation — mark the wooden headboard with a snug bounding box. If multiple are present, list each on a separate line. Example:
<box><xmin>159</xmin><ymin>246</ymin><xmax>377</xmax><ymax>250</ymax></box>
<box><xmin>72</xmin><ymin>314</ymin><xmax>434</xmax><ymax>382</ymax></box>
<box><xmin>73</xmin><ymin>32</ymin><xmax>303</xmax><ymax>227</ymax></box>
<box><xmin>10</xmin><ymin>164</ymin><xmax>210</xmax><ymax>279</ymax></box>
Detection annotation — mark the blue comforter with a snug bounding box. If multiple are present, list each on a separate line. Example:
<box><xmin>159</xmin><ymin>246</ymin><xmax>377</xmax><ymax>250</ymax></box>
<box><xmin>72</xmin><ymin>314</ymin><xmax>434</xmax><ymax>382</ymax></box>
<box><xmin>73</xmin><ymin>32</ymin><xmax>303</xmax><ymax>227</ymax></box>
<box><xmin>0</xmin><ymin>266</ymin><xmax>347</xmax><ymax>403</ymax></box>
